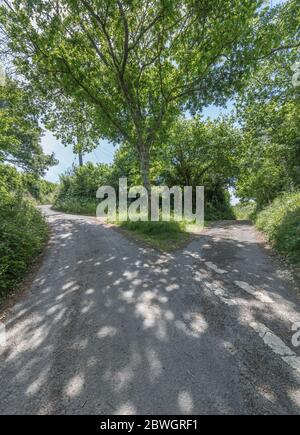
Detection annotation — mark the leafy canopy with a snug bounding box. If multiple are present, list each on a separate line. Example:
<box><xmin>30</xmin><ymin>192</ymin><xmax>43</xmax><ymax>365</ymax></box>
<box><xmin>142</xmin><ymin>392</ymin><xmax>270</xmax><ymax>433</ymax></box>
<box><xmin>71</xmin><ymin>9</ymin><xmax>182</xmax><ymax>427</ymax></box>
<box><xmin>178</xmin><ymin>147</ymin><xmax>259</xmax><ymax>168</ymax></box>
<box><xmin>1</xmin><ymin>0</ymin><xmax>289</xmax><ymax>185</ymax></box>
<box><xmin>234</xmin><ymin>0</ymin><xmax>300</xmax><ymax>206</ymax></box>
<box><xmin>0</xmin><ymin>79</ymin><xmax>57</xmax><ymax>175</ymax></box>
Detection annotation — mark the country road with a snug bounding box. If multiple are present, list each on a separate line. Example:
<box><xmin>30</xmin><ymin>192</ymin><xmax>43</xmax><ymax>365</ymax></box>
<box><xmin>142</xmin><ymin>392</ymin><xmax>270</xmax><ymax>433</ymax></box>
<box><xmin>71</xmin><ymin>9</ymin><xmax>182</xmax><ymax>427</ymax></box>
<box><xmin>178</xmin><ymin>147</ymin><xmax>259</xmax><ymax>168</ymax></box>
<box><xmin>1</xmin><ymin>205</ymin><xmax>300</xmax><ymax>415</ymax></box>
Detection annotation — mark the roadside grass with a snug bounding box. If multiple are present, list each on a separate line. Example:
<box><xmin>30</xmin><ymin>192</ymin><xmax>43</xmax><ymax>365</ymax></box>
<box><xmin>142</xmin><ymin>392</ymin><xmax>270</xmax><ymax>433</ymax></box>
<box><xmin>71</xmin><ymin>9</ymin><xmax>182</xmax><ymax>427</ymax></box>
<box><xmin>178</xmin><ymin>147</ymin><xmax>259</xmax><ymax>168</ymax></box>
<box><xmin>53</xmin><ymin>196</ymin><xmax>222</xmax><ymax>251</ymax></box>
<box><xmin>53</xmin><ymin>197</ymin><xmax>193</xmax><ymax>250</ymax></box>
<box><xmin>51</xmin><ymin>193</ymin><xmax>206</xmax><ymax>250</ymax></box>
<box><xmin>233</xmin><ymin>193</ymin><xmax>300</xmax><ymax>265</ymax></box>
<box><xmin>117</xmin><ymin>219</ymin><xmax>191</xmax><ymax>251</ymax></box>
<box><xmin>36</xmin><ymin>190</ymin><xmax>58</xmax><ymax>205</ymax></box>
<box><xmin>108</xmin><ymin>211</ymin><xmax>205</xmax><ymax>251</ymax></box>
<box><xmin>53</xmin><ymin>195</ymin><xmax>211</xmax><ymax>251</ymax></box>
<box><xmin>233</xmin><ymin>202</ymin><xmax>257</xmax><ymax>221</ymax></box>
<box><xmin>0</xmin><ymin>193</ymin><xmax>48</xmax><ymax>305</ymax></box>
<box><xmin>255</xmin><ymin>192</ymin><xmax>300</xmax><ymax>264</ymax></box>
<box><xmin>53</xmin><ymin>197</ymin><xmax>97</xmax><ymax>215</ymax></box>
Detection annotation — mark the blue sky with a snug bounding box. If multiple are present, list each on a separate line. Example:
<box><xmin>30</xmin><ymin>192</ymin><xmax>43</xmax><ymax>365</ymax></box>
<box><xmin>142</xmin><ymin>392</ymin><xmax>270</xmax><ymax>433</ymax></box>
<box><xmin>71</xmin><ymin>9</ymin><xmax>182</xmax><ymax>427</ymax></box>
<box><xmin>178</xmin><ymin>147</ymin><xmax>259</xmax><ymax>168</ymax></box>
<box><xmin>42</xmin><ymin>131</ymin><xmax>115</xmax><ymax>182</ymax></box>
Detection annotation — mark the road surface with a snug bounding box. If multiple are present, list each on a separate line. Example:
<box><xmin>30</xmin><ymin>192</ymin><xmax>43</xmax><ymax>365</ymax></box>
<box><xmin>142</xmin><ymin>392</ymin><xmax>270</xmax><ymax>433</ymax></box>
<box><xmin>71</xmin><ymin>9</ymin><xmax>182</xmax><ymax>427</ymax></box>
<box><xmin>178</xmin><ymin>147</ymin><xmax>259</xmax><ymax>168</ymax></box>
<box><xmin>0</xmin><ymin>206</ymin><xmax>300</xmax><ymax>415</ymax></box>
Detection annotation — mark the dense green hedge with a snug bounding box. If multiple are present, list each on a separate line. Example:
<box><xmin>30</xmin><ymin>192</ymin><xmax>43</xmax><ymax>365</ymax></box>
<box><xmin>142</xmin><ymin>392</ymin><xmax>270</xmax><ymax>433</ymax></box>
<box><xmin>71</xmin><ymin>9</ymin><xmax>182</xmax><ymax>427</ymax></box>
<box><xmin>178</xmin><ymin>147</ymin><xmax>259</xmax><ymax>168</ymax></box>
<box><xmin>0</xmin><ymin>190</ymin><xmax>48</xmax><ymax>300</ymax></box>
<box><xmin>53</xmin><ymin>197</ymin><xmax>98</xmax><ymax>215</ymax></box>
<box><xmin>52</xmin><ymin>163</ymin><xmax>109</xmax><ymax>215</ymax></box>
<box><xmin>0</xmin><ymin>164</ymin><xmax>57</xmax><ymax>204</ymax></box>
<box><xmin>234</xmin><ymin>193</ymin><xmax>300</xmax><ymax>263</ymax></box>
<box><xmin>54</xmin><ymin>162</ymin><xmax>234</xmax><ymax>220</ymax></box>
<box><xmin>233</xmin><ymin>202</ymin><xmax>256</xmax><ymax>220</ymax></box>
<box><xmin>255</xmin><ymin>192</ymin><xmax>300</xmax><ymax>264</ymax></box>
<box><xmin>23</xmin><ymin>174</ymin><xmax>57</xmax><ymax>204</ymax></box>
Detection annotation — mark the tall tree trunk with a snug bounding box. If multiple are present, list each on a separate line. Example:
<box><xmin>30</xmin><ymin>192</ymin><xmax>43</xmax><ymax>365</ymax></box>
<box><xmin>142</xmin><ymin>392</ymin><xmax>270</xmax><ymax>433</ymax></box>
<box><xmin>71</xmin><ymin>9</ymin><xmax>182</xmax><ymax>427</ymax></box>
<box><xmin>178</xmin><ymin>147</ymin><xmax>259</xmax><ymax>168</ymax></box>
<box><xmin>78</xmin><ymin>151</ymin><xmax>83</xmax><ymax>167</ymax></box>
<box><xmin>139</xmin><ymin>146</ymin><xmax>151</xmax><ymax>217</ymax></box>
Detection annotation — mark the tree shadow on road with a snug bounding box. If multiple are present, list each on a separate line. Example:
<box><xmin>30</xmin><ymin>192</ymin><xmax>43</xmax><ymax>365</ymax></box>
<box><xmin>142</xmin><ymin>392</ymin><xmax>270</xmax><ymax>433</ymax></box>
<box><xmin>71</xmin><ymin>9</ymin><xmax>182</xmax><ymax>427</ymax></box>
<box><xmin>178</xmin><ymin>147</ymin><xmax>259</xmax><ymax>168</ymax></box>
<box><xmin>1</xmin><ymin>218</ymin><xmax>300</xmax><ymax>415</ymax></box>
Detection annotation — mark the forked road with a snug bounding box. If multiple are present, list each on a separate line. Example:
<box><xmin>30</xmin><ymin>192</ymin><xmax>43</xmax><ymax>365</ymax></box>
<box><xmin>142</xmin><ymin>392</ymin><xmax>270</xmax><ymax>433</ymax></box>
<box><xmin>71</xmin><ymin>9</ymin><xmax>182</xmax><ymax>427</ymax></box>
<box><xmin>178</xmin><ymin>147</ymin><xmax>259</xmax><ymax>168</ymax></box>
<box><xmin>1</xmin><ymin>205</ymin><xmax>300</xmax><ymax>414</ymax></box>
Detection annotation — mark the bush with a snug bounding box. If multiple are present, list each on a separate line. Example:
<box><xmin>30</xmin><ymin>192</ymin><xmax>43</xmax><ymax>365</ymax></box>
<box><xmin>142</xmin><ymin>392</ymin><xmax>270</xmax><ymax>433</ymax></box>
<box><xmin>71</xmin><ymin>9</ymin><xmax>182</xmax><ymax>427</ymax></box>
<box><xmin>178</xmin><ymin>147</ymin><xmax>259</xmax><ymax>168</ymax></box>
<box><xmin>54</xmin><ymin>162</ymin><xmax>235</xmax><ymax>221</ymax></box>
<box><xmin>0</xmin><ymin>164</ymin><xmax>23</xmax><ymax>192</ymax></box>
<box><xmin>255</xmin><ymin>192</ymin><xmax>300</xmax><ymax>263</ymax></box>
<box><xmin>57</xmin><ymin>162</ymin><xmax>112</xmax><ymax>199</ymax></box>
<box><xmin>0</xmin><ymin>191</ymin><xmax>48</xmax><ymax>300</ymax></box>
<box><xmin>233</xmin><ymin>202</ymin><xmax>257</xmax><ymax>220</ymax></box>
<box><xmin>205</xmin><ymin>201</ymin><xmax>235</xmax><ymax>221</ymax></box>
<box><xmin>53</xmin><ymin>162</ymin><xmax>112</xmax><ymax>214</ymax></box>
<box><xmin>0</xmin><ymin>164</ymin><xmax>57</xmax><ymax>204</ymax></box>
<box><xmin>53</xmin><ymin>197</ymin><xmax>98</xmax><ymax>215</ymax></box>
<box><xmin>23</xmin><ymin>174</ymin><xmax>58</xmax><ymax>204</ymax></box>
<box><xmin>200</xmin><ymin>186</ymin><xmax>235</xmax><ymax>221</ymax></box>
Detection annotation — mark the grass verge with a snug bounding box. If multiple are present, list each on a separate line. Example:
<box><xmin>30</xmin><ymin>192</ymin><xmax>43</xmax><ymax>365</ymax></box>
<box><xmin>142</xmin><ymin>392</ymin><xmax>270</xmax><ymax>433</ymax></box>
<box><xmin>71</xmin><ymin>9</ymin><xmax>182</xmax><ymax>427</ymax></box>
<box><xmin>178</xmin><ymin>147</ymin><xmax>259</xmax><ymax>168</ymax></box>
<box><xmin>53</xmin><ymin>197</ymin><xmax>205</xmax><ymax>251</ymax></box>
<box><xmin>255</xmin><ymin>192</ymin><xmax>300</xmax><ymax>264</ymax></box>
<box><xmin>117</xmin><ymin>220</ymin><xmax>191</xmax><ymax>252</ymax></box>
<box><xmin>233</xmin><ymin>202</ymin><xmax>257</xmax><ymax>221</ymax></box>
<box><xmin>233</xmin><ymin>193</ymin><xmax>300</xmax><ymax>264</ymax></box>
<box><xmin>53</xmin><ymin>197</ymin><xmax>97</xmax><ymax>215</ymax></box>
<box><xmin>0</xmin><ymin>194</ymin><xmax>48</xmax><ymax>305</ymax></box>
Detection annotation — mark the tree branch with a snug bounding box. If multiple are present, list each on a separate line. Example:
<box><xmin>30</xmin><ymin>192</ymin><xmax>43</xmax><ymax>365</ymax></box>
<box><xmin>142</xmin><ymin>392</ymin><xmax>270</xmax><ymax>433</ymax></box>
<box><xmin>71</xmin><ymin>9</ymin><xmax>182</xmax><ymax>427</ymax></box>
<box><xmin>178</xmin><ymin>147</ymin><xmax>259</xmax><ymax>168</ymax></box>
<box><xmin>255</xmin><ymin>43</ymin><xmax>300</xmax><ymax>61</ymax></box>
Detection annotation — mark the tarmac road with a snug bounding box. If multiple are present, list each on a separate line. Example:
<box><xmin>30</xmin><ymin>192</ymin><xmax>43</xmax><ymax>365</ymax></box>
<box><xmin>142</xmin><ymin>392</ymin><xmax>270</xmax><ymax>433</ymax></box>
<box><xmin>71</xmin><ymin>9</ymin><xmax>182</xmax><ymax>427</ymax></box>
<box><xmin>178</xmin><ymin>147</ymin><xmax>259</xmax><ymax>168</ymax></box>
<box><xmin>0</xmin><ymin>206</ymin><xmax>300</xmax><ymax>415</ymax></box>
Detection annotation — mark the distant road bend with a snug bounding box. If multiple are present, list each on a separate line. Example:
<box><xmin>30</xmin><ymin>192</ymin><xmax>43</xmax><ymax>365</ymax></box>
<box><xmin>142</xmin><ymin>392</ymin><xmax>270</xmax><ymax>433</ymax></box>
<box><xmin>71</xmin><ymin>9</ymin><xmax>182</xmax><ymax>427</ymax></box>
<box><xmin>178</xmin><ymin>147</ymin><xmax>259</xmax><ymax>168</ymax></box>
<box><xmin>0</xmin><ymin>205</ymin><xmax>300</xmax><ymax>415</ymax></box>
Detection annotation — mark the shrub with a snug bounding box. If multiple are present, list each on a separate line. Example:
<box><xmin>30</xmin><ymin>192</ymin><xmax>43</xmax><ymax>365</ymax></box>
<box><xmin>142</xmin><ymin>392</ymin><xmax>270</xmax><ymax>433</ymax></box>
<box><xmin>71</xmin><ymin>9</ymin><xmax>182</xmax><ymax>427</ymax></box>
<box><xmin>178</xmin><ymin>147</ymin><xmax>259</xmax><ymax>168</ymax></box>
<box><xmin>205</xmin><ymin>201</ymin><xmax>235</xmax><ymax>221</ymax></box>
<box><xmin>0</xmin><ymin>164</ymin><xmax>57</xmax><ymax>204</ymax></box>
<box><xmin>53</xmin><ymin>163</ymin><xmax>113</xmax><ymax>214</ymax></box>
<box><xmin>57</xmin><ymin>162</ymin><xmax>112</xmax><ymax>199</ymax></box>
<box><xmin>53</xmin><ymin>197</ymin><xmax>98</xmax><ymax>215</ymax></box>
<box><xmin>23</xmin><ymin>174</ymin><xmax>58</xmax><ymax>204</ymax></box>
<box><xmin>233</xmin><ymin>202</ymin><xmax>257</xmax><ymax>220</ymax></box>
<box><xmin>54</xmin><ymin>162</ymin><xmax>235</xmax><ymax>221</ymax></box>
<box><xmin>0</xmin><ymin>192</ymin><xmax>48</xmax><ymax>300</ymax></box>
<box><xmin>255</xmin><ymin>192</ymin><xmax>300</xmax><ymax>263</ymax></box>
<box><xmin>0</xmin><ymin>164</ymin><xmax>23</xmax><ymax>192</ymax></box>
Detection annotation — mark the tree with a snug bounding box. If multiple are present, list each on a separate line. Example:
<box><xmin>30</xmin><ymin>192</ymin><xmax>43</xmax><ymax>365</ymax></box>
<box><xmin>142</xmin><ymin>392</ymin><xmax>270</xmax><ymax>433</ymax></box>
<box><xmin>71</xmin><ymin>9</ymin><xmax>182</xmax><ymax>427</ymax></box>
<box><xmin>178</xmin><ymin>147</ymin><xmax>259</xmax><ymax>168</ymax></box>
<box><xmin>109</xmin><ymin>144</ymin><xmax>141</xmax><ymax>189</ymax></box>
<box><xmin>1</xmin><ymin>0</ymin><xmax>295</xmax><ymax>194</ymax></box>
<box><xmin>149</xmin><ymin>116</ymin><xmax>239</xmax><ymax>217</ymax></box>
<box><xmin>0</xmin><ymin>79</ymin><xmax>57</xmax><ymax>175</ymax></box>
<box><xmin>234</xmin><ymin>1</ymin><xmax>300</xmax><ymax>207</ymax></box>
<box><xmin>43</xmin><ymin>98</ymin><xmax>102</xmax><ymax>167</ymax></box>
<box><xmin>154</xmin><ymin>117</ymin><xmax>239</xmax><ymax>185</ymax></box>
<box><xmin>236</xmin><ymin>99</ymin><xmax>300</xmax><ymax>206</ymax></box>
<box><xmin>57</xmin><ymin>161</ymin><xmax>112</xmax><ymax>198</ymax></box>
